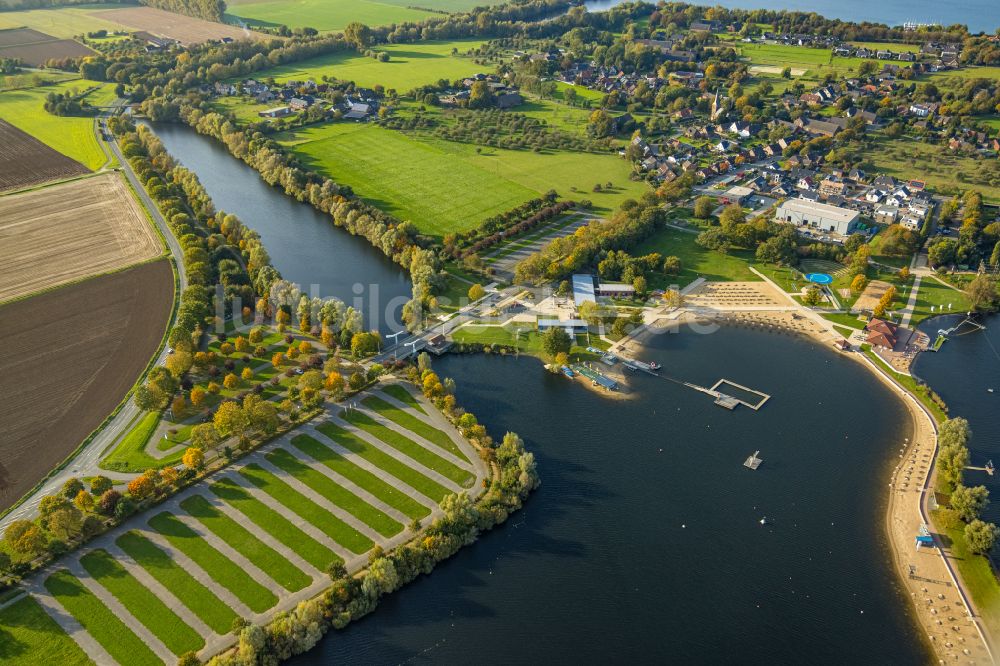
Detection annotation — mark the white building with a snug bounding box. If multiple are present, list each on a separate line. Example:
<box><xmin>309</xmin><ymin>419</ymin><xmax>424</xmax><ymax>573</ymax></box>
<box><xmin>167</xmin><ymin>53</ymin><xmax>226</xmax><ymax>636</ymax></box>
<box><xmin>572</xmin><ymin>274</ymin><xmax>596</xmax><ymax>307</ymax></box>
<box><xmin>775</xmin><ymin>198</ymin><xmax>860</xmax><ymax>235</ymax></box>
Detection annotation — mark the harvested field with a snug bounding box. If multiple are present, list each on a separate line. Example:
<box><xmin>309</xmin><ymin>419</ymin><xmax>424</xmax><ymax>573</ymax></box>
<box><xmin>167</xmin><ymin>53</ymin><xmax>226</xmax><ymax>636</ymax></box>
<box><xmin>0</xmin><ymin>259</ymin><xmax>173</xmax><ymax>512</ymax></box>
<box><xmin>90</xmin><ymin>6</ymin><xmax>269</xmax><ymax>45</ymax></box>
<box><xmin>0</xmin><ymin>27</ymin><xmax>93</xmax><ymax>66</ymax></box>
<box><xmin>0</xmin><ymin>118</ymin><xmax>88</xmax><ymax>191</ymax></box>
<box><xmin>0</xmin><ymin>172</ymin><xmax>162</xmax><ymax>302</ymax></box>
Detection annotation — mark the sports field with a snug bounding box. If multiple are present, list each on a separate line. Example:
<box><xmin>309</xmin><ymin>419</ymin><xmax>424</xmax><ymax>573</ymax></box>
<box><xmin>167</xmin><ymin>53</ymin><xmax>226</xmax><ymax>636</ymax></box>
<box><xmin>283</xmin><ymin>123</ymin><xmax>647</xmax><ymax>236</ymax></box>
<box><xmin>225</xmin><ymin>0</ymin><xmax>436</xmax><ymax>32</ymax></box>
<box><xmin>0</xmin><ymin>79</ymin><xmax>115</xmax><ymax>169</ymax></box>
<box><xmin>244</xmin><ymin>39</ymin><xmax>486</xmax><ymax>91</ymax></box>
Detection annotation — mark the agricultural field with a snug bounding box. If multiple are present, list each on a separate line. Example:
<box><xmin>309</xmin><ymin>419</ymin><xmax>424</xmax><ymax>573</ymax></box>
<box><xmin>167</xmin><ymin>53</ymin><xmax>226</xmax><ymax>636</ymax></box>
<box><xmin>90</xmin><ymin>6</ymin><xmax>269</xmax><ymax>45</ymax></box>
<box><xmin>224</xmin><ymin>0</ymin><xmax>436</xmax><ymax>32</ymax></box>
<box><xmin>0</xmin><ymin>259</ymin><xmax>173</xmax><ymax>513</ymax></box>
<box><xmin>0</xmin><ymin>4</ymin><xmax>127</xmax><ymax>39</ymax></box>
<box><xmin>7</xmin><ymin>384</ymin><xmax>482</xmax><ymax>662</ymax></box>
<box><xmin>0</xmin><ymin>119</ymin><xmax>88</xmax><ymax>191</ymax></box>
<box><xmin>0</xmin><ymin>173</ymin><xmax>163</xmax><ymax>302</ymax></box>
<box><xmin>282</xmin><ymin>122</ymin><xmax>647</xmax><ymax>236</ymax></box>
<box><xmin>0</xmin><ymin>27</ymin><xmax>94</xmax><ymax>66</ymax></box>
<box><xmin>0</xmin><ymin>78</ymin><xmax>116</xmax><ymax>169</ymax></box>
<box><xmin>245</xmin><ymin>39</ymin><xmax>486</xmax><ymax>91</ymax></box>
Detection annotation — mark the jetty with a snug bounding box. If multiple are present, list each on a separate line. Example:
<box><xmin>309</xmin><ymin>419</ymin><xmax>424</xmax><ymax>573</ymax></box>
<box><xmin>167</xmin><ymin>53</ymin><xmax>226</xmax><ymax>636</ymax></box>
<box><xmin>570</xmin><ymin>363</ymin><xmax>619</xmax><ymax>391</ymax></box>
<box><xmin>679</xmin><ymin>379</ymin><xmax>770</xmax><ymax>411</ymax></box>
<box><xmin>744</xmin><ymin>451</ymin><xmax>763</xmax><ymax>470</ymax></box>
<box><xmin>935</xmin><ymin>314</ymin><xmax>987</xmax><ymax>350</ymax></box>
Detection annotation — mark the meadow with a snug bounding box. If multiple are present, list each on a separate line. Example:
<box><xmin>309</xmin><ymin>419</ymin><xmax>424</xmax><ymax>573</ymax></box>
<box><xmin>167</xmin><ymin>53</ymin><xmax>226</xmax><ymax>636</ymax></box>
<box><xmin>243</xmin><ymin>39</ymin><xmax>487</xmax><ymax>91</ymax></box>
<box><xmin>632</xmin><ymin>226</ymin><xmax>761</xmax><ymax>285</ymax></box>
<box><xmin>0</xmin><ymin>4</ymin><xmax>127</xmax><ymax>39</ymax></box>
<box><xmin>224</xmin><ymin>0</ymin><xmax>436</xmax><ymax>32</ymax></box>
<box><xmin>0</xmin><ymin>79</ymin><xmax>115</xmax><ymax>169</ymax></box>
<box><xmin>282</xmin><ymin>122</ymin><xmax>647</xmax><ymax>236</ymax></box>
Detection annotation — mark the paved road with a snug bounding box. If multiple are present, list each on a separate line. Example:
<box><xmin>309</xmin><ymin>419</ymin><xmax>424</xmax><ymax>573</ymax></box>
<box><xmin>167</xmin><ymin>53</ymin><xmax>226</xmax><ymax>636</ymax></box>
<box><xmin>0</xmin><ymin>107</ymin><xmax>186</xmax><ymax>530</ymax></box>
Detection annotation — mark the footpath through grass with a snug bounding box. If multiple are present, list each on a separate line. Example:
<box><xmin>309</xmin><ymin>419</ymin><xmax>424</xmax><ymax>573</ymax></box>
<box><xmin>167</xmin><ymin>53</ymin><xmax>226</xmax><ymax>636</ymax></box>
<box><xmin>382</xmin><ymin>384</ymin><xmax>426</xmax><ymax>414</ymax></box>
<box><xmin>316</xmin><ymin>422</ymin><xmax>451</xmax><ymax>503</ymax></box>
<box><xmin>286</xmin><ymin>435</ymin><xmax>430</xmax><ymax>521</ymax></box>
<box><xmin>0</xmin><ymin>595</ymin><xmax>92</xmax><ymax>666</ymax></box>
<box><xmin>116</xmin><ymin>531</ymin><xmax>236</xmax><ymax>635</ymax></box>
<box><xmin>180</xmin><ymin>495</ymin><xmax>311</xmax><ymax>592</ymax></box>
<box><xmin>342</xmin><ymin>410</ymin><xmax>474</xmax><ymax>486</ymax></box>
<box><xmin>266</xmin><ymin>446</ymin><xmax>398</xmax><ymax>540</ymax></box>
<box><xmin>240</xmin><ymin>462</ymin><xmax>382</xmax><ymax>550</ymax></box>
<box><xmin>101</xmin><ymin>411</ymin><xmax>185</xmax><ymax>473</ymax></box>
<box><xmin>147</xmin><ymin>512</ymin><xmax>276</xmax><ymax>613</ymax></box>
<box><xmin>210</xmin><ymin>477</ymin><xmax>338</xmax><ymax>570</ymax></box>
<box><xmin>79</xmin><ymin>550</ymin><xmax>204</xmax><ymax>656</ymax></box>
<box><xmin>44</xmin><ymin>570</ymin><xmax>162</xmax><ymax>666</ymax></box>
<box><xmin>363</xmin><ymin>395</ymin><xmax>468</xmax><ymax>462</ymax></box>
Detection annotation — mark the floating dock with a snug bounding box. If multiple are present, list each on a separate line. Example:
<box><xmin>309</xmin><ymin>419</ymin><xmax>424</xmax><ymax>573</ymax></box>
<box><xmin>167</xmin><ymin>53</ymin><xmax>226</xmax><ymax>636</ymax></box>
<box><xmin>744</xmin><ymin>451</ymin><xmax>763</xmax><ymax>470</ymax></box>
<box><xmin>570</xmin><ymin>363</ymin><xmax>619</xmax><ymax>391</ymax></box>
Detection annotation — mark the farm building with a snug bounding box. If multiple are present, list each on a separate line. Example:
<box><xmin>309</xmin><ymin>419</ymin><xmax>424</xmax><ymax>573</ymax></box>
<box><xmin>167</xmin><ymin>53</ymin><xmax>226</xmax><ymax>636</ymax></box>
<box><xmin>720</xmin><ymin>185</ymin><xmax>753</xmax><ymax>205</ymax></box>
<box><xmin>776</xmin><ymin>198</ymin><xmax>860</xmax><ymax>235</ymax></box>
<box><xmin>258</xmin><ymin>106</ymin><xmax>292</xmax><ymax>118</ymax></box>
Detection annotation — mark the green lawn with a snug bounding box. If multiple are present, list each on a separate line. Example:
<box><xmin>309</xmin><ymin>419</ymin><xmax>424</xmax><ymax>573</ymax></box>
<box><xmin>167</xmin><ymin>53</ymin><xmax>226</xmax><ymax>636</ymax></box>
<box><xmin>0</xmin><ymin>595</ymin><xmax>92</xmax><ymax>666</ymax></box>
<box><xmin>44</xmin><ymin>571</ymin><xmax>161</xmax><ymax>666</ymax></box>
<box><xmin>116</xmin><ymin>531</ymin><xmax>236</xmax><ymax>635</ymax></box>
<box><xmin>284</xmin><ymin>435</ymin><xmax>430</xmax><ymax>521</ymax></box>
<box><xmin>362</xmin><ymin>395</ymin><xmax>468</xmax><ymax>462</ymax></box>
<box><xmin>633</xmin><ymin>226</ymin><xmax>760</xmax><ymax>285</ymax></box>
<box><xmin>281</xmin><ymin>123</ymin><xmax>646</xmax><ymax>236</ymax></box>
<box><xmin>210</xmin><ymin>477</ymin><xmax>338</xmax><ymax>570</ymax></box>
<box><xmin>381</xmin><ymin>384</ymin><xmax>426</xmax><ymax>414</ymax></box>
<box><xmin>820</xmin><ymin>312</ymin><xmax>866</xmax><ymax>330</ymax></box>
<box><xmin>0</xmin><ymin>79</ymin><xmax>114</xmax><ymax>169</ymax></box>
<box><xmin>79</xmin><ymin>550</ymin><xmax>203</xmax><ymax>656</ymax></box>
<box><xmin>244</xmin><ymin>39</ymin><xmax>486</xmax><ymax>91</ymax></box>
<box><xmin>147</xmin><ymin>512</ymin><xmax>277</xmax><ymax>613</ymax></box>
<box><xmin>266</xmin><ymin>446</ymin><xmax>402</xmax><ymax>538</ymax></box>
<box><xmin>339</xmin><ymin>410</ymin><xmax>473</xmax><ymax>486</ymax></box>
<box><xmin>180</xmin><ymin>495</ymin><xmax>311</xmax><ymax>592</ymax></box>
<box><xmin>240</xmin><ymin>462</ymin><xmax>387</xmax><ymax>547</ymax></box>
<box><xmin>224</xmin><ymin>0</ymin><xmax>436</xmax><ymax>32</ymax></box>
<box><xmin>912</xmin><ymin>276</ymin><xmax>972</xmax><ymax>323</ymax></box>
<box><xmin>100</xmin><ymin>412</ymin><xmax>185</xmax><ymax>473</ymax></box>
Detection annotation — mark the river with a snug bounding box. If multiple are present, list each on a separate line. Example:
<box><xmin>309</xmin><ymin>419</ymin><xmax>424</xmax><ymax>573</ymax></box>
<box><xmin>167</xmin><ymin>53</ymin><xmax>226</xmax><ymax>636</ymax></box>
<box><xmin>150</xmin><ymin>124</ymin><xmax>926</xmax><ymax>663</ymax></box>
<box><xmin>584</xmin><ymin>0</ymin><xmax>998</xmax><ymax>34</ymax></box>
<box><xmin>145</xmin><ymin>123</ymin><xmax>412</xmax><ymax>335</ymax></box>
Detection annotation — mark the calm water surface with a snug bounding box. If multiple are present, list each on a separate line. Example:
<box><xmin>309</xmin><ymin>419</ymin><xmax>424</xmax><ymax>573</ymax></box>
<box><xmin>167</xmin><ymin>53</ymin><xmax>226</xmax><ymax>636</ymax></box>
<box><xmin>584</xmin><ymin>0</ymin><xmax>998</xmax><ymax>34</ymax></box>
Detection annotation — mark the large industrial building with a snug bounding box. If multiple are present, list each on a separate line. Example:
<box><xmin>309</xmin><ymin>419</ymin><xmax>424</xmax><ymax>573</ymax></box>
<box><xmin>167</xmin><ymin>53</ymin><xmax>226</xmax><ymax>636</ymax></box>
<box><xmin>775</xmin><ymin>198</ymin><xmax>860</xmax><ymax>235</ymax></box>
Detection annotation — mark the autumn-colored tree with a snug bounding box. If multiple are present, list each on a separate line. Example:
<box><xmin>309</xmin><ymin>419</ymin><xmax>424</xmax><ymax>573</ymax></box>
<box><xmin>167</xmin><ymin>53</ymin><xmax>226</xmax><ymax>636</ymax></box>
<box><xmin>245</xmin><ymin>395</ymin><xmax>279</xmax><ymax>435</ymax></box>
<box><xmin>241</xmin><ymin>367</ymin><xmax>253</xmax><ymax>381</ymax></box>
<box><xmin>193</xmin><ymin>351</ymin><xmax>212</xmax><ymax>369</ymax></box>
<box><xmin>98</xmin><ymin>489</ymin><xmax>122</xmax><ymax>516</ymax></box>
<box><xmin>276</xmin><ymin>308</ymin><xmax>291</xmax><ymax>325</ymax></box>
<box><xmin>249</xmin><ymin>327</ymin><xmax>264</xmax><ymax>344</ymax></box>
<box><xmin>165</xmin><ymin>350</ymin><xmax>193</xmax><ymax>378</ymax></box>
<box><xmin>234</xmin><ymin>336</ymin><xmax>250</xmax><ymax>353</ymax></box>
<box><xmin>899</xmin><ymin>266</ymin><xmax>910</xmax><ymax>280</ymax></box>
<box><xmin>182</xmin><ymin>447</ymin><xmax>205</xmax><ymax>470</ymax></box>
<box><xmin>299</xmin><ymin>369</ymin><xmax>323</xmax><ymax>391</ymax></box>
<box><xmin>873</xmin><ymin>302</ymin><xmax>887</xmax><ymax>318</ymax></box>
<box><xmin>190</xmin><ymin>423</ymin><xmax>220</xmax><ymax>450</ymax></box>
<box><xmin>300</xmin><ymin>387</ymin><xmax>321</xmax><ymax>407</ymax></box>
<box><xmin>171</xmin><ymin>395</ymin><xmax>186</xmax><ymax>417</ymax></box>
<box><xmin>127</xmin><ymin>475</ymin><xmax>155</xmax><ymax>500</ymax></box>
<box><xmin>90</xmin><ymin>476</ymin><xmax>113</xmax><ymax>495</ymax></box>
<box><xmin>321</xmin><ymin>326</ymin><xmax>335</xmax><ymax>348</ymax></box>
<box><xmin>74</xmin><ymin>489</ymin><xmax>94</xmax><ymax>513</ymax></box>
<box><xmin>223</xmin><ymin>373</ymin><xmax>240</xmax><ymax>389</ymax></box>
<box><xmin>160</xmin><ymin>466</ymin><xmax>180</xmax><ymax>487</ymax></box>
<box><xmin>468</xmin><ymin>283</ymin><xmax>485</xmax><ymax>301</ymax></box>
<box><xmin>325</xmin><ymin>371</ymin><xmax>345</xmax><ymax>394</ymax></box>
<box><xmin>220</xmin><ymin>342</ymin><xmax>235</xmax><ymax>355</ymax></box>
<box><xmin>46</xmin><ymin>506</ymin><xmax>82</xmax><ymax>540</ymax></box>
<box><xmin>190</xmin><ymin>386</ymin><xmax>207</xmax><ymax>407</ymax></box>
<box><xmin>254</xmin><ymin>345</ymin><xmax>266</xmax><ymax>357</ymax></box>
<box><xmin>850</xmin><ymin>274</ymin><xmax>868</xmax><ymax>294</ymax></box>
<box><xmin>271</xmin><ymin>351</ymin><xmax>284</xmax><ymax>367</ymax></box>
<box><xmin>554</xmin><ymin>352</ymin><xmax>569</xmax><ymax>366</ymax></box>
<box><xmin>287</xmin><ymin>346</ymin><xmax>300</xmax><ymax>360</ymax></box>
<box><xmin>61</xmin><ymin>477</ymin><xmax>84</xmax><ymax>500</ymax></box>
<box><xmin>299</xmin><ymin>340</ymin><xmax>313</xmax><ymax>354</ymax></box>
<box><xmin>214</xmin><ymin>401</ymin><xmax>249</xmax><ymax>440</ymax></box>
<box><xmin>4</xmin><ymin>520</ymin><xmax>45</xmax><ymax>555</ymax></box>
<box><xmin>207</xmin><ymin>381</ymin><xmax>222</xmax><ymax>394</ymax></box>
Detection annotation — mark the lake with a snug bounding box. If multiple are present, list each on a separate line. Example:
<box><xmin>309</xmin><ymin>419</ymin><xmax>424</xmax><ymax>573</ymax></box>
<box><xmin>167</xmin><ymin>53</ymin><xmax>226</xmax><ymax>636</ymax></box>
<box><xmin>584</xmin><ymin>0</ymin><xmax>998</xmax><ymax>34</ymax></box>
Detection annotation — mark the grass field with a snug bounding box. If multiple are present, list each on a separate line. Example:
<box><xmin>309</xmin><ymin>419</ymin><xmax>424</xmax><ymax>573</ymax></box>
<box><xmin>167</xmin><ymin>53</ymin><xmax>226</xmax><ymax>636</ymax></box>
<box><xmin>45</xmin><ymin>570</ymin><xmax>161</xmax><ymax>666</ymax></box>
<box><xmin>116</xmin><ymin>531</ymin><xmax>236</xmax><ymax>635</ymax></box>
<box><xmin>339</xmin><ymin>410</ymin><xmax>473</xmax><ymax>486</ymax></box>
<box><xmin>79</xmin><ymin>549</ymin><xmax>204</xmax><ymax>656</ymax></box>
<box><xmin>0</xmin><ymin>5</ymin><xmax>127</xmax><ymax>39</ymax></box>
<box><xmin>101</xmin><ymin>412</ymin><xmax>186</xmax><ymax>473</ymax></box>
<box><xmin>210</xmin><ymin>477</ymin><xmax>338</xmax><ymax>570</ymax></box>
<box><xmin>180</xmin><ymin>495</ymin><xmax>311</xmax><ymax>592</ymax></box>
<box><xmin>0</xmin><ymin>595</ymin><xmax>92</xmax><ymax>666</ymax></box>
<box><xmin>632</xmin><ymin>226</ymin><xmax>761</xmax><ymax>285</ymax></box>
<box><xmin>863</xmin><ymin>137</ymin><xmax>1000</xmax><ymax>203</ymax></box>
<box><xmin>0</xmin><ymin>79</ymin><xmax>113</xmax><ymax>169</ymax></box>
<box><xmin>314</xmin><ymin>422</ymin><xmax>453</xmax><ymax>503</ymax></box>
<box><xmin>362</xmin><ymin>395</ymin><xmax>468</xmax><ymax>462</ymax></box>
<box><xmin>224</xmin><ymin>0</ymin><xmax>436</xmax><ymax>32</ymax></box>
<box><xmin>266</xmin><ymin>446</ymin><xmax>403</xmax><ymax>538</ymax></box>
<box><xmin>245</xmin><ymin>39</ymin><xmax>486</xmax><ymax>91</ymax></box>
<box><xmin>241</xmin><ymin>461</ymin><xmax>393</xmax><ymax>545</ymax></box>
<box><xmin>283</xmin><ymin>123</ymin><xmax>646</xmax><ymax>236</ymax></box>
<box><xmin>382</xmin><ymin>384</ymin><xmax>426</xmax><ymax>413</ymax></box>
<box><xmin>284</xmin><ymin>435</ymin><xmax>431</xmax><ymax>520</ymax></box>
<box><xmin>912</xmin><ymin>276</ymin><xmax>972</xmax><ymax>323</ymax></box>
<box><xmin>147</xmin><ymin>512</ymin><xmax>278</xmax><ymax>613</ymax></box>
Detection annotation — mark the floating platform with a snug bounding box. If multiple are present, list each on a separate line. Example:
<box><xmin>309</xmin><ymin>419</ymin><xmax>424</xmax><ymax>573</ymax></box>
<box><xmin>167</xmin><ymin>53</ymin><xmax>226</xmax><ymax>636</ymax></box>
<box><xmin>708</xmin><ymin>379</ymin><xmax>771</xmax><ymax>411</ymax></box>
<box><xmin>715</xmin><ymin>394</ymin><xmax>741</xmax><ymax>409</ymax></box>
<box><xmin>744</xmin><ymin>451</ymin><xmax>763</xmax><ymax>469</ymax></box>
<box><xmin>570</xmin><ymin>363</ymin><xmax>619</xmax><ymax>391</ymax></box>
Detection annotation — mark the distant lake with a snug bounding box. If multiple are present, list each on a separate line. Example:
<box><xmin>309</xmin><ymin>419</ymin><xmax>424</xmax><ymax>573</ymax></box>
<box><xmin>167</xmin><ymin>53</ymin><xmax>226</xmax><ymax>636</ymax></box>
<box><xmin>584</xmin><ymin>0</ymin><xmax>999</xmax><ymax>34</ymax></box>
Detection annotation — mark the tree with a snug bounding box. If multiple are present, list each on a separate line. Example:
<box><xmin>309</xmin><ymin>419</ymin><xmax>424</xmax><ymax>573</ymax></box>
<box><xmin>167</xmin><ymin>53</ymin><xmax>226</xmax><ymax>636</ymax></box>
<box><xmin>127</xmin><ymin>475</ymin><xmax>156</xmax><ymax>500</ymax></box>
<box><xmin>938</xmin><ymin>442</ymin><xmax>970</xmax><ymax>488</ymax></box>
<box><xmin>46</xmin><ymin>506</ymin><xmax>82</xmax><ymax>540</ymax></box>
<box><xmin>662</xmin><ymin>256</ymin><xmax>682</xmax><ymax>276</ymax></box>
<box><xmin>191</xmin><ymin>423</ymin><xmax>220</xmax><ymax>449</ymax></box>
<box><xmin>214</xmin><ymin>401</ymin><xmax>249</xmax><ymax>441</ymax></box>
<box><xmin>718</xmin><ymin>204</ymin><xmax>745</xmax><ymax>233</ymax></box>
<box><xmin>98</xmin><ymin>489</ymin><xmax>121</xmax><ymax>516</ymax></box>
<box><xmin>223</xmin><ymin>373</ymin><xmax>240</xmax><ymax>389</ymax></box>
<box><xmin>245</xmin><ymin>395</ymin><xmax>279</xmax><ymax>435</ymax></box>
<box><xmin>899</xmin><ymin>266</ymin><xmax>910</xmax><ymax>280</ymax></box>
<box><xmin>468</xmin><ymin>80</ymin><xmax>495</xmax><ymax>109</ymax></box>
<box><xmin>951</xmin><ymin>484</ymin><xmax>990</xmax><ymax>522</ymax></box>
<box><xmin>190</xmin><ymin>386</ymin><xmax>207</xmax><ymax>408</ymax></box>
<box><xmin>587</xmin><ymin>109</ymin><xmax>614</xmax><ymax>138</ymax></box>
<box><xmin>967</xmin><ymin>274</ymin><xmax>998</xmax><ymax>311</ymax></box>
<box><xmin>693</xmin><ymin>196</ymin><xmax>714</xmax><ymax>219</ymax></box>
<box><xmin>61</xmin><ymin>477</ymin><xmax>84</xmax><ymax>500</ymax></box>
<box><xmin>182</xmin><ymin>447</ymin><xmax>205</xmax><ymax>470</ymax></box>
<box><xmin>74</xmin><ymin>490</ymin><xmax>94</xmax><ymax>513</ymax></box>
<box><xmin>325</xmin><ymin>371</ymin><xmax>345</xmax><ymax>395</ymax></box>
<box><xmin>541</xmin><ymin>327</ymin><xmax>572</xmax><ymax>358</ymax></box>
<box><xmin>165</xmin><ymin>350</ymin><xmax>193</xmax><ymax>378</ymax></box>
<box><xmin>90</xmin><ymin>476</ymin><xmax>113</xmax><ymax>495</ymax></box>
<box><xmin>965</xmin><ymin>519</ymin><xmax>999</xmax><ymax>555</ymax></box>
<box><xmin>927</xmin><ymin>237</ymin><xmax>958</xmax><ymax>267</ymax></box>
<box><xmin>241</xmin><ymin>366</ymin><xmax>253</xmax><ymax>381</ymax></box>
<box><xmin>850</xmin><ymin>274</ymin><xmax>868</xmax><ymax>294</ymax></box>
<box><xmin>802</xmin><ymin>286</ymin><xmax>822</xmax><ymax>306</ymax></box>
<box><xmin>234</xmin><ymin>336</ymin><xmax>250</xmax><ymax>353</ymax></box>
<box><xmin>171</xmin><ymin>395</ymin><xmax>186</xmax><ymax>417</ymax></box>
<box><xmin>5</xmin><ymin>520</ymin><xmax>44</xmax><ymax>555</ymax></box>
<box><xmin>344</xmin><ymin>21</ymin><xmax>372</xmax><ymax>49</ymax></box>
<box><xmin>633</xmin><ymin>275</ymin><xmax>648</xmax><ymax>297</ymax></box>
<box><xmin>351</xmin><ymin>331</ymin><xmax>381</xmax><ymax>358</ymax></box>
<box><xmin>468</xmin><ymin>283</ymin><xmax>485</xmax><ymax>301</ymax></box>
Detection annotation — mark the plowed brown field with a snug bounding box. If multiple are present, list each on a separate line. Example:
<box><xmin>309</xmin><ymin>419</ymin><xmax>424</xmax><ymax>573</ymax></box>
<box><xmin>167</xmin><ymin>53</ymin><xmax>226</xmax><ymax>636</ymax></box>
<box><xmin>0</xmin><ymin>26</ymin><xmax>94</xmax><ymax>65</ymax></box>
<box><xmin>90</xmin><ymin>6</ymin><xmax>268</xmax><ymax>44</ymax></box>
<box><xmin>0</xmin><ymin>172</ymin><xmax>162</xmax><ymax>302</ymax></box>
<box><xmin>0</xmin><ymin>119</ymin><xmax>89</xmax><ymax>192</ymax></box>
<box><xmin>0</xmin><ymin>259</ymin><xmax>173</xmax><ymax>511</ymax></box>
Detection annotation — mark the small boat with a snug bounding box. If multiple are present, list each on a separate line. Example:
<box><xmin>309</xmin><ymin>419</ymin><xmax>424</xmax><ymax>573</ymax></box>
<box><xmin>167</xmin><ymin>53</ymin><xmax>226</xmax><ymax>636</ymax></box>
<box><xmin>561</xmin><ymin>366</ymin><xmax>575</xmax><ymax>378</ymax></box>
<box><xmin>760</xmin><ymin>517</ymin><xmax>768</xmax><ymax>525</ymax></box>
<box><xmin>744</xmin><ymin>451</ymin><xmax>763</xmax><ymax>470</ymax></box>
<box><xmin>648</xmin><ymin>361</ymin><xmax>662</xmax><ymax>371</ymax></box>
<box><xmin>989</xmin><ymin>388</ymin><xmax>995</xmax><ymax>393</ymax></box>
